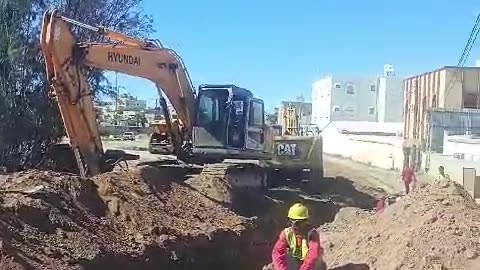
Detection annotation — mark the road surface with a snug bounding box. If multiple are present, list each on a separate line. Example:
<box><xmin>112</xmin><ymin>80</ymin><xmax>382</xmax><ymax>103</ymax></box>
<box><xmin>103</xmin><ymin>136</ymin><xmax>159</xmax><ymax>162</ymax></box>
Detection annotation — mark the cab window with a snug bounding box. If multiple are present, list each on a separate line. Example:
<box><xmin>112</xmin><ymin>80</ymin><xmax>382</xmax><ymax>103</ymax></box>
<box><xmin>198</xmin><ymin>95</ymin><xmax>220</xmax><ymax>126</ymax></box>
<box><xmin>249</xmin><ymin>100</ymin><xmax>264</xmax><ymax>127</ymax></box>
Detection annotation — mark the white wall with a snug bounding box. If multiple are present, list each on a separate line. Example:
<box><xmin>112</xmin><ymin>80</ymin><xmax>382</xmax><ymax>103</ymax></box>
<box><xmin>377</xmin><ymin>77</ymin><xmax>387</xmax><ymax>122</ymax></box>
<box><xmin>426</xmin><ymin>153</ymin><xmax>480</xmax><ymax>185</ymax></box>
<box><xmin>383</xmin><ymin>78</ymin><xmax>404</xmax><ymax>122</ymax></box>
<box><xmin>322</xmin><ymin>125</ymin><xmax>404</xmax><ymax>170</ymax></box>
<box><xmin>443</xmin><ymin>135</ymin><xmax>480</xmax><ymax>161</ymax></box>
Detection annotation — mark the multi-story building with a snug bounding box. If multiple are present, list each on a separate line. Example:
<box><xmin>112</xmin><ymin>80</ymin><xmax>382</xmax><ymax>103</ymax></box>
<box><xmin>312</xmin><ymin>65</ymin><xmax>403</xmax><ymax>129</ymax></box>
<box><xmin>312</xmin><ymin>76</ymin><xmax>378</xmax><ymax>128</ymax></box>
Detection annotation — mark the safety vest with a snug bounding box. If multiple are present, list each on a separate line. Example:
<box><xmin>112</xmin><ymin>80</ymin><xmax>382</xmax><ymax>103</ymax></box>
<box><xmin>284</xmin><ymin>227</ymin><xmax>309</xmax><ymax>261</ymax></box>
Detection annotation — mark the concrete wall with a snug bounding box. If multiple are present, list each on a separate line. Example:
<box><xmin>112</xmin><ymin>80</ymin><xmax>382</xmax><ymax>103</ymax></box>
<box><xmin>322</xmin><ymin>125</ymin><xmax>404</xmax><ymax>170</ymax></box>
<box><xmin>443</xmin><ymin>136</ymin><xmax>480</xmax><ymax>158</ymax></box>
<box><xmin>426</xmin><ymin>152</ymin><xmax>480</xmax><ymax>185</ymax></box>
<box><xmin>383</xmin><ymin>77</ymin><xmax>404</xmax><ymax>122</ymax></box>
<box><xmin>377</xmin><ymin>77</ymin><xmax>387</xmax><ymax>123</ymax></box>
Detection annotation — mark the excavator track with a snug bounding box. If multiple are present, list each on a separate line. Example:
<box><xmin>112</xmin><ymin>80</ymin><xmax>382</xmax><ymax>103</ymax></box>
<box><xmin>200</xmin><ymin>161</ymin><xmax>268</xmax><ymax>190</ymax></box>
<box><xmin>192</xmin><ymin>160</ymin><xmax>268</xmax><ymax>211</ymax></box>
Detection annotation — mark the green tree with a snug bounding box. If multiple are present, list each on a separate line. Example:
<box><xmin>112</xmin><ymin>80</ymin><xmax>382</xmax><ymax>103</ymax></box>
<box><xmin>134</xmin><ymin>111</ymin><xmax>147</xmax><ymax>127</ymax></box>
<box><xmin>0</xmin><ymin>0</ymin><xmax>153</xmax><ymax>170</ymax></box>
<box><xmin>265</xmin><ymin>107</ymin><xmax>279</xmax><ymax>125</ymax></box>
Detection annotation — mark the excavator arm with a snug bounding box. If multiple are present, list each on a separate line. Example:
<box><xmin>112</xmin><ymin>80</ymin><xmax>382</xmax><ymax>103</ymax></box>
<box><xmin>40</xmin><ymin>10</ymin><xmax>196</xmax><ymax>177</ymax></box>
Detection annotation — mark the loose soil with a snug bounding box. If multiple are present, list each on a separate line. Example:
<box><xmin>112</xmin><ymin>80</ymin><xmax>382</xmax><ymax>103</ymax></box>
<box><xmin>2</xmin><ymin>155</ymin><xmax>476</xmax><ymax>270</ymax></box>
<box><xmin>0</xmin><ymin>167</ymin><xmax>262</xmax><ymax>270</ymax></box>
<box><xmin>321</xmin><ymin>179</ymin><xmax>480</xmax><ymax>270</ymax></box>
<box><xmin>0</xmin><ymin>158</ymin><xmax>369</xmax><ymax>270</ymax></box>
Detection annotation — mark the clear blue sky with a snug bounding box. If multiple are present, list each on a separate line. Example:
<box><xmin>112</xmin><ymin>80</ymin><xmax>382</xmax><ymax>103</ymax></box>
<box><xmin>107</xmin><ymin>0</ymin><xmax>480</xmax><ymax>111</ymax></box>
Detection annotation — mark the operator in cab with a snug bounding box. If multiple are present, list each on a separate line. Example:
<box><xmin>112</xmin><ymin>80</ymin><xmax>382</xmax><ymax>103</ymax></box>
<box><xmin>271</xmin><ymin>203</ymin><xmax>326</xmax><ymax>270</ymax></box>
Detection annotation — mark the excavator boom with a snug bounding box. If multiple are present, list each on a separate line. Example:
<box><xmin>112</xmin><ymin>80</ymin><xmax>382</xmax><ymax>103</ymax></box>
<box><xmin>40</xmin><ymin>10</ymin><xmax>196</xmax><ymax>176</ymax></box>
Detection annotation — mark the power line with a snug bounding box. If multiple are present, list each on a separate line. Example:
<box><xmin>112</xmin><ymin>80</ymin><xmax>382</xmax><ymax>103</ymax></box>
<box><xmin>458</xmin><ymin>14</ymin><xmax>480</xmax><ymax>66</ymax></box>
<box><xmin>445</xmin><ymin>13</ymin><xmax>480</xmax><ymax>98</ymax></box>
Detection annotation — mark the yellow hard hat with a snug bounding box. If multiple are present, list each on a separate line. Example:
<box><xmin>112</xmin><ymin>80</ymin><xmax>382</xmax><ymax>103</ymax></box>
<box><xmin>288</xmin><ymin>203</ymin><xmax>309</xmax><ymax>220</ymax></box>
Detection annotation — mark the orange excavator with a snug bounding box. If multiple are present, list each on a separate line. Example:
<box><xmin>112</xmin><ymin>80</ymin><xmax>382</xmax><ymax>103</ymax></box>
<box><xmin>40</xmin><ymin>10</ymin><xmax>270</xmax><ymax>187</ymax></box>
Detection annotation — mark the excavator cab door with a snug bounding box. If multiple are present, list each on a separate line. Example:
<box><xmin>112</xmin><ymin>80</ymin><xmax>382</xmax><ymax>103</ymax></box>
<box><xmin>193</xmin><ymin>88</ymin><xmax>230</xmax><ymax>148</ymax></box>
<box><xmin>245</xmin><ymin>98</ymin><xmax>265</xmax><ymax>151</ymax></box>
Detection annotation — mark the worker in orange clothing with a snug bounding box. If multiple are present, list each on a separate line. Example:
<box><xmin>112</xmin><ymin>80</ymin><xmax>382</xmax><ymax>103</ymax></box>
<box><xmin>376</xmin><ymin>196</ymin><xmax>387</xmax><ymax>214</ymax></box>
<box><xmin>401</xmin><ymin>166</ymin><xmax>417</xmax><ymax>194</ymax></box>
<box><xmin>271</xmin><ymin>203</ymin><xmax>326</xmax><ymax>270</ymax></box>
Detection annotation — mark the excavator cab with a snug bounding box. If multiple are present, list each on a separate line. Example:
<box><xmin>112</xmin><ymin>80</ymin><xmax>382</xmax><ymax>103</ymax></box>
<box><xmin>192</xmin><ymin>85</ymin><xmax>268</xmax><ymax>162</ymax></box>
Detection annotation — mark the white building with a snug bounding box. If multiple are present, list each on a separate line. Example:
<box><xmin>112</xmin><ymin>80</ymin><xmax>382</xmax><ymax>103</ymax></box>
<box><xmin>376</xmin><ymin>64</ymin><xmax>403</xmax><ymax>123</ymax></box>
<box><xmin>117</xmin><ymin>94</ymin><xmax>147</xmax><ymax>111</ymax></box>
<box><xmin>312</xmin><ymin>76</ymin><xmax>378</xmax><ymax>128</ymax></box>
<box><xmin>312</xmin><ymin>65</ymin><xmax>403</xmax><ymax>128</ymax></box>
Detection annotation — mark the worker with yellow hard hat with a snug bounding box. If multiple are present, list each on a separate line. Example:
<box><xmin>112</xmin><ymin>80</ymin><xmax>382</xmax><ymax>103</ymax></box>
<box><xmin>271</xmin><ymin>203</ymin><xmax>326</xmax><ymax>270</ymax></box>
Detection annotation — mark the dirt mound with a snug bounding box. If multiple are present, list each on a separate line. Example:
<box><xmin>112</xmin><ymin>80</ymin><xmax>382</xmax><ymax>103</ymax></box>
<box><xmin>0</xmin><ymin>167</ymin><xmax>263</xmax><ymax>270</ymax></box>
<box><xmin>185</xmin><ymin>164</ymin><xmax>234</xmax><ymax>206</ymax></box>
<box><xmin>321</xmin><ymin>180</ymin><xmax>480</xmax><ymax>270</ymax></box>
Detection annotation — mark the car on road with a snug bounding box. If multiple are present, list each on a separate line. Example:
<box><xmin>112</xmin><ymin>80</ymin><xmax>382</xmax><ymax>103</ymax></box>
<box><xmin>122</xmin><ymin>131</ymin><xmax>135</xmax><ymax>141</ymax></box>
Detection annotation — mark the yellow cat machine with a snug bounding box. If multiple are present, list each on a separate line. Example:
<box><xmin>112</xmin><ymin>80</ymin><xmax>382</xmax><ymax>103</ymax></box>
<box><xmin>279</xmin><ymin>102</ymin><xmax>300</xmax><ymax>136</ymax></box>
<box><xmin>148</xmin><ymin>119</ymin><xmax>174</xmax><ymax>154</ymax></box>
<box><xmin>148</xmin><ymin>113</ymin><xmax>183</xmax><ymax>155</ymax></box>
<box><xmin>265</xmin><ymin>125</ymin><xmax>324</xmax><ymax>189</ymax></box>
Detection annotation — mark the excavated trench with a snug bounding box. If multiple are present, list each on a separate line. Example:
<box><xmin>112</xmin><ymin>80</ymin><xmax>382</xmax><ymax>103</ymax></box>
<box><xmin>0</xmin><ymin>165</ymin><xmax>378</xmax><ymax>270</ymax></box>
<box><xmin>74</xmin><ymin>194</ymin><xmax>341</xmax><ymax>270</ymax></box>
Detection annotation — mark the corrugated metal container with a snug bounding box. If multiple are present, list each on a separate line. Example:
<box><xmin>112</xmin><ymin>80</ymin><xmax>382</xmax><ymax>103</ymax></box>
<box><xmin>403</xmin><ymin>66</ymin><xmax>480</xmax><ymax>147</ymax></box>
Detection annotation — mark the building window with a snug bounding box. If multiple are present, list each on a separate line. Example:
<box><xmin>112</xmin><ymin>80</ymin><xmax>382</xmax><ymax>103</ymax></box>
<box><xmin>333</xmin><ymin>106</ymin><xmax>340</xmax><ymax>112</ymax></box>
<box><xmin>370</xmin><ymin>85</ymin><xmax>376</xmax><ymax>92</ymax></box>
<box><xmin>369</xmin><ymin>107</ymin><xmax>375</xmax><ymax>115</ymax></box>
<box><xmin>335</xmin><ymin>83</ymin><xmax>341</xmax><ymax>89</ymax></box>
<box><xmin>344</xmin><ymin>106</ymin><xmax>354</xmax><ymax>113</ymax></box>
<box><xmin>345</xmin><ymin>82</ymin><xmax>355</xmax><ymax>95</ymax></box>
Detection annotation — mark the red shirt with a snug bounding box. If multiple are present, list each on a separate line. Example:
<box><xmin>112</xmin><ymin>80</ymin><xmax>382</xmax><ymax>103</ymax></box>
<box><xmin>272</xmin><ymin>228</ymin><xmax>322</xmax><ymax>270</ymax></box>
<box><xmin>376</xmin><ymin>198</ymin><xmax>386</xmax><ymax>213</ymax></box>
<box><xmin>401</xmin><ymin>168</ymin><xmax>416</xmax><ymax>184</ymax></box>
